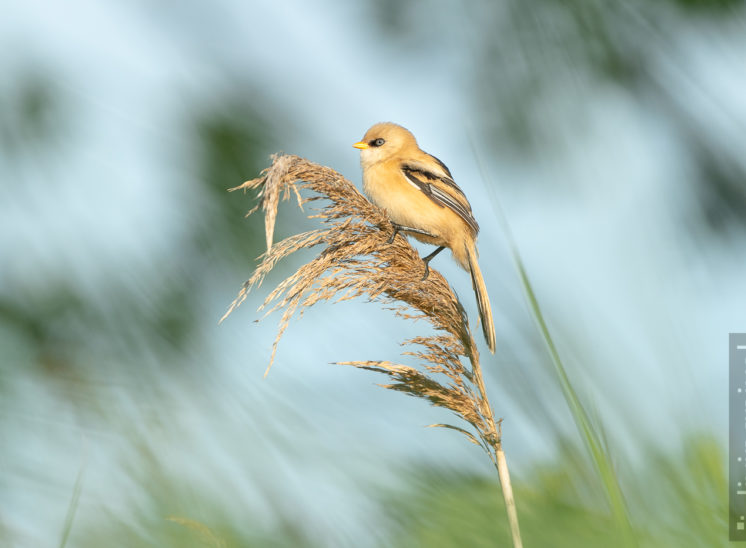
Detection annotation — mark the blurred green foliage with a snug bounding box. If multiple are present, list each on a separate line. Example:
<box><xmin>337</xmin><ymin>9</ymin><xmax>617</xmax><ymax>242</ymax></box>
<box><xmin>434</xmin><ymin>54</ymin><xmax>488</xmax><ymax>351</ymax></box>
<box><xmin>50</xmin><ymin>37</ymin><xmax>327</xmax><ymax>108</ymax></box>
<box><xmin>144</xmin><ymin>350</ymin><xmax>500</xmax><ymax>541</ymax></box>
<box><xmin>671</xmin><ymin>0</ymin><xmax>744</xmax><ymax>11</ymax></box>
<box><xmin>0</xmin><ymin>70</ymin><xmax>63</xmax><ymax>154</ymax></box>
<box><xmin>384</xmin><ymin>435</ymin><xmax>725</xmax><ymax>547</ymax></box>
<box><xmin>41</xmin><ymin>432</ymin><xmax>723</xmax><ymax>546</ymax></box>
<box><xmin>689</xmin><ymin>143</ymin><xmax>746</xmax><ymax>235</ymax></box>
<box><xmin>0</xmin><ymin>84</ymin><xmax>276</xmax><ymax>378</ymax></box>
<box><xmin>190</xmin><ymin>94</ymin><xmax>276</xmax><ymax>266</ymax></box>
<box><xmin>70</xmin><ymin>442</ymin><xmax>317</xmax><ymax>548</ymax></box>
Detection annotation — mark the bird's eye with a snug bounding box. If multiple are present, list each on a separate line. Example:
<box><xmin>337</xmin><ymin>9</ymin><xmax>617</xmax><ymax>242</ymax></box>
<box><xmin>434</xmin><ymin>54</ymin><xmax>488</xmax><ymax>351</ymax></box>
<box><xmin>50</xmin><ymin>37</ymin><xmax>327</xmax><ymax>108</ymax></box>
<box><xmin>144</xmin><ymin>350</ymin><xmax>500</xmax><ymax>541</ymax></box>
<box><xmin>371</xmin><ymin>138</ymin><xmax>385</xmax><ymax>147</ymax></box>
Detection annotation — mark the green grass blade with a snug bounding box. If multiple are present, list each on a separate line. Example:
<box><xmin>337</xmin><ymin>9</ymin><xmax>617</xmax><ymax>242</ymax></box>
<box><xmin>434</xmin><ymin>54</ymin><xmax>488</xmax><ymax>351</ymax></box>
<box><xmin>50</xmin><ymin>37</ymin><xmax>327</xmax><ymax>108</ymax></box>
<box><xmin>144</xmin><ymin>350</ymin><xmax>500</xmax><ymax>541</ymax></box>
<box><xmin>469</xmin><ymin>136</ymin><xmax>636</xmax><ymax>544</ymax></box>
<box><xmin>58</xmin><ymin>457</ymin><xmax>86</xmax><ymax>548</ymax></box>
<box><xmin>513</xmin><ymin>254</ymin><xmax>634</xmax><ymax>541</ymax></box>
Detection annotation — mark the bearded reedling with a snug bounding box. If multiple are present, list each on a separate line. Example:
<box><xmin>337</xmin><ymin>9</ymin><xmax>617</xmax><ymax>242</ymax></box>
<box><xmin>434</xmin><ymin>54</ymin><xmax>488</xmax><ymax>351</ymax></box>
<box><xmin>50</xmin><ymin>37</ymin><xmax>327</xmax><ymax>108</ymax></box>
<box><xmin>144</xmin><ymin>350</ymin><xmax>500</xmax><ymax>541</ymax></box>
<box><xmin>354</xmin><ymin>123</ymin><xmax>495</xmax><ymax>353</ymax></box>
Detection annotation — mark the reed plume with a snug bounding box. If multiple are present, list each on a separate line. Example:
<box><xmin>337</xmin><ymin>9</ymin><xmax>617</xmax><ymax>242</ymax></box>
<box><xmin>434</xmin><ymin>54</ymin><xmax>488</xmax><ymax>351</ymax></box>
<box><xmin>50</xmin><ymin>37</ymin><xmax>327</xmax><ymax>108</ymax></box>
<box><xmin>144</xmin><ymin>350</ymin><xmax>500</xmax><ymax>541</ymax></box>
<box><xmin>222</xmin><ymin>153</ymin><xmax>522</xmax><ymax>547</ymax></box>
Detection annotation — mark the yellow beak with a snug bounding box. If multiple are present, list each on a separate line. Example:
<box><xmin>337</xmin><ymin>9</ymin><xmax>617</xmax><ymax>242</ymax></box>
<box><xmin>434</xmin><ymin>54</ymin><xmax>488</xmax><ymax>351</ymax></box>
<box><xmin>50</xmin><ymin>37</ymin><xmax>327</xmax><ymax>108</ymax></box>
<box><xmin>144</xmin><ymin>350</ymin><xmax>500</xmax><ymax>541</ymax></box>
<box><xmin>352</xmin><ymin>141</ymin><xmax>369</xmax><ymax>150</ymax></box>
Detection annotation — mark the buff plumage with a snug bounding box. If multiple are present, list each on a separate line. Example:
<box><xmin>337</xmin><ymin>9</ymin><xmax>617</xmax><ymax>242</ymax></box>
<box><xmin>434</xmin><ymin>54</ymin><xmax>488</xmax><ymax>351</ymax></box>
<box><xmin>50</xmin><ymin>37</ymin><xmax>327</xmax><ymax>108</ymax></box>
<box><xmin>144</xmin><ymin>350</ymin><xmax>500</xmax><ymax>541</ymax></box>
<box><xmin>354</xmin><ymin>123</ymin><xmax>496</xmax><ymax>353</ymax></box>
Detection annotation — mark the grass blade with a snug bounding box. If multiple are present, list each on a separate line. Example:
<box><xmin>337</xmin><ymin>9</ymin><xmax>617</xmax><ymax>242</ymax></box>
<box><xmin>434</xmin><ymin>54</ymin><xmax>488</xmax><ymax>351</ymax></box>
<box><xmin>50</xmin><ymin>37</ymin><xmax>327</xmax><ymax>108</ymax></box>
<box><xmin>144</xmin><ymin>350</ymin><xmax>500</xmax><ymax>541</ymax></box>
<box><xmin>58</xmin><ymin>456</ymin><xmax>86</xmax><ymax>548</ymax></box>
<box><xmin>470</xmin><ymin>137</ymin><xmax>637</xmax><ymax>545</ymax></box>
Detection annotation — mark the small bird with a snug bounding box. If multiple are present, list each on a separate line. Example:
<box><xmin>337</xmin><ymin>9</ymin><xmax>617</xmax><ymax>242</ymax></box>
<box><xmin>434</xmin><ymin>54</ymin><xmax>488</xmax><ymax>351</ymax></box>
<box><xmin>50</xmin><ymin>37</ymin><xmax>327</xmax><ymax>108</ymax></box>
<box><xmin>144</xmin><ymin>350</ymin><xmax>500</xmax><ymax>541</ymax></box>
<box><xmin>353</xmin><ymin>122</ymin><xmax>496</xmax><ymax>353</ymax></box>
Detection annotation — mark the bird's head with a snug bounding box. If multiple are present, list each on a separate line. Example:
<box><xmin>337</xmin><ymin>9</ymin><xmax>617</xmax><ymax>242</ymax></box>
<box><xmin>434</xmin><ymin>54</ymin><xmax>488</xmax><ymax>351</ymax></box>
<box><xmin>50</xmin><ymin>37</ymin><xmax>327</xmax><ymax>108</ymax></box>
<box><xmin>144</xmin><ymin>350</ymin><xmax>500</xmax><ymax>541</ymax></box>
<box><xmin>353</xmin><ymin>122</ymin><xmax>418</xmax><ymax>168</ymax></box>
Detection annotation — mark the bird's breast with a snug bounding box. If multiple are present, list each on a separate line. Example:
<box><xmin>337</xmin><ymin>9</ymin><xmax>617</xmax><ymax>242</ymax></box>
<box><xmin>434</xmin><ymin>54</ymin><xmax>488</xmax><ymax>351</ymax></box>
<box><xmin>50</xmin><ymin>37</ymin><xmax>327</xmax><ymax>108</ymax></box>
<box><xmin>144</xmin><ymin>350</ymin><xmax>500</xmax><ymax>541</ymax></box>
<box><xmin>362</xmin><ymin>163</ymin><xmax>468</xmax><ymax>251</ymax></box>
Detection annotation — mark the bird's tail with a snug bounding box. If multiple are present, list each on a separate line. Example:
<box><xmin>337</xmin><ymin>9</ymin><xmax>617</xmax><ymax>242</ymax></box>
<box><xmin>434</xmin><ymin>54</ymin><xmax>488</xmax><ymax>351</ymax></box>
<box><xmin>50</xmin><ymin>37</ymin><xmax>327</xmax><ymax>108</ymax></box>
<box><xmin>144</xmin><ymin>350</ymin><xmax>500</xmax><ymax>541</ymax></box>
<box><xmin>465</xmin><ymin>240</ymin><xmax>496</xmax><ymax>353</ymax></box>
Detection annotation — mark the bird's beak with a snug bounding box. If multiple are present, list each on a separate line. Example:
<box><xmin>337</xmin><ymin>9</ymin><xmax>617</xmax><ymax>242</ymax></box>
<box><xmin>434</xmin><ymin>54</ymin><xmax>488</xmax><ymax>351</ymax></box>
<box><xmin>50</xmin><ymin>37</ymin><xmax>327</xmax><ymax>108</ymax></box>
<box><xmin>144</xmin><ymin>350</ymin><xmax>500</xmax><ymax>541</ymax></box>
<box><xmin>352</xmin><ymin>141</ymin><xmax>369</xmax><ymax>150</ymax></box>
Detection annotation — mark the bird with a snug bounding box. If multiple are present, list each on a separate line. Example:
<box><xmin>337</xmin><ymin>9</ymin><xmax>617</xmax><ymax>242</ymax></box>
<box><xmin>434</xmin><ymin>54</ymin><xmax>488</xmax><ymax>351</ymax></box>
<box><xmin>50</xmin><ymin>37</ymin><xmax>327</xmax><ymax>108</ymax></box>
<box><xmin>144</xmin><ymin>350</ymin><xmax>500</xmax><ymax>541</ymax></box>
<box><xmin>353</xmin><ymin>122</ymin><xmax>496</xmax><ymax>353</ymax></box>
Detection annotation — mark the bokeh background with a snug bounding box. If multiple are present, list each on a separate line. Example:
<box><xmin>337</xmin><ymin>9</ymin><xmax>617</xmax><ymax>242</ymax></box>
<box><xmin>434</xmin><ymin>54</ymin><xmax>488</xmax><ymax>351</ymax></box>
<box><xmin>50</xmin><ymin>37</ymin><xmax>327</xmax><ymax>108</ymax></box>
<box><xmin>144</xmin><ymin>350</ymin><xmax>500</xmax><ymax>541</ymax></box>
<box><xmin>1</xmin><ymin>1</ymin><xmax>744</xmax><ymax>546</ymax></box>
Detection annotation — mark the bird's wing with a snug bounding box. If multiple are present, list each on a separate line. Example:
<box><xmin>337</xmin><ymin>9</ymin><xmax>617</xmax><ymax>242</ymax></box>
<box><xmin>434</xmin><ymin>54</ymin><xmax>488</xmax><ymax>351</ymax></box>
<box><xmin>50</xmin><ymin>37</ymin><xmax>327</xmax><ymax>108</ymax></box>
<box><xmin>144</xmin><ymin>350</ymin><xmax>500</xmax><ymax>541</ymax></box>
<box><xmin>401</xmin><ymin>159</ymin><xmax>479</xmax><ymax>235</ymax></box>
<box><xmin>425</xmin><ymin>153</ymin><xmax>453</xmax><ymax>178</ymax></box>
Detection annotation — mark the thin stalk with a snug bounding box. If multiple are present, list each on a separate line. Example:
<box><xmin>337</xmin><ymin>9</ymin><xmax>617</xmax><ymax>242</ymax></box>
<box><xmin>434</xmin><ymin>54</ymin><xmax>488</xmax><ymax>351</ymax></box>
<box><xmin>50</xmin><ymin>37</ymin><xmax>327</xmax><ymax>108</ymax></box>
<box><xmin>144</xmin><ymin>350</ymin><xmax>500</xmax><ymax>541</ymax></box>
<box><xmin>471</xmin><ymin>346</ymin><xmax>522</xmax><ymax>548</ymax></box>
<box><xmin>58</xmin><ymin>454</ymin><xmax>86</xmax><ymax>548</ymax></box>
<box><xmin>496</xmin><ymin>447</ymin><xmax>523</xmax><ymax>548</ymax></box>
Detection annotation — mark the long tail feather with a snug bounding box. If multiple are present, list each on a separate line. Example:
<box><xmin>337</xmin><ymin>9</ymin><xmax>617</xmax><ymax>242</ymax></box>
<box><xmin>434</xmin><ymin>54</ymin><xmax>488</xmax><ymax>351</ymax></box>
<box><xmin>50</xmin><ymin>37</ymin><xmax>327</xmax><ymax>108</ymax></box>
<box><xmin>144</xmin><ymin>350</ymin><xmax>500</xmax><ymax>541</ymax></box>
<box><xmin>465</xmin><ymin>241</ymin><xmax>496</xmax><ymax>353</ymax></box>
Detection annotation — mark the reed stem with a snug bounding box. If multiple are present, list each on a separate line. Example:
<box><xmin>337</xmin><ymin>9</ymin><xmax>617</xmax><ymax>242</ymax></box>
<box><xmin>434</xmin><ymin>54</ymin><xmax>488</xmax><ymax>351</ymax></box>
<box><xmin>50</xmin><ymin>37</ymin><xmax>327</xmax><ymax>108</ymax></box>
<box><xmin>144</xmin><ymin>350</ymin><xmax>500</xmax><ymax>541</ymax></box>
<box><xmin>496</xmin><ymin>447</ymin><xmax>523</xmax><ymax>548</ymax></box>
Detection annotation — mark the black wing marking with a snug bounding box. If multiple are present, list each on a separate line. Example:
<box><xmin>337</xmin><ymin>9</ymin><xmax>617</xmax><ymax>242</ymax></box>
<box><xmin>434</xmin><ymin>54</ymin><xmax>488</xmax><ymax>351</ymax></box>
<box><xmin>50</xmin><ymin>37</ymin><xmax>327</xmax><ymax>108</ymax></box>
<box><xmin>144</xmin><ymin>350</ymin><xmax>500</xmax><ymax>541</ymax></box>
<box><xmin>402</xmin><ymin>165</ymin><xmax>480</xmax><ymax>234</ymax></box>
<box><xmin>427</xmin><ymin>153</ymin><xmax>453</xmax><ymax>178</ymax></box>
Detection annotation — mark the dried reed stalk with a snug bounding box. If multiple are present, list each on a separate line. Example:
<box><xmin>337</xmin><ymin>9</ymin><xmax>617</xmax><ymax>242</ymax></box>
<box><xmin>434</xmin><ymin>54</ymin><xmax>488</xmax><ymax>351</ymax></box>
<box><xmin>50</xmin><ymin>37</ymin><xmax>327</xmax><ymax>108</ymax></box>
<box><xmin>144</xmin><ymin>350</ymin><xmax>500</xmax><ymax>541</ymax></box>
<box><xmin>223</xmin><ymin>154</ymin><xmax>522</xmax><ymax>547</ymax></box>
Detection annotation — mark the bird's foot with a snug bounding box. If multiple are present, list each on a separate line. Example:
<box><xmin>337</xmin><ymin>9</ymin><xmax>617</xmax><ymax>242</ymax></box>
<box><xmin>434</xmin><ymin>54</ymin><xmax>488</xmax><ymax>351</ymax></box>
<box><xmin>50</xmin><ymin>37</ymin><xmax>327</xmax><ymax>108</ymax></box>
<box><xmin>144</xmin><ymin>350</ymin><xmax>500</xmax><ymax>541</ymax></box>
<box><xmin>386</xmin><ymin>222</ymin><xmax>437</xmax><ymax>244</ymax></box>
<box><xmin>420</xmin><ymin>246</ymin><xmax>445</xmax><ymax>281</ymax></box>
<box><xmin>386</xmin><ymin>223</ymin><xmax>400</xmax><ymax>244</ymax></box>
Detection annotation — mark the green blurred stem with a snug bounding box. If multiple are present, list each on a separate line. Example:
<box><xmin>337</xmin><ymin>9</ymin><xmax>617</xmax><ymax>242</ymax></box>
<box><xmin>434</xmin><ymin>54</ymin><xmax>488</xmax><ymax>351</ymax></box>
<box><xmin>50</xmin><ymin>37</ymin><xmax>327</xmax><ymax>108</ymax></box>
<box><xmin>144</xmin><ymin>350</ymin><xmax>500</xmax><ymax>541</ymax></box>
<box><xmin>514</xmin><ymin>256</ymin><xmax>635</xmax><ymax>544</ymax></box>
<box><xmin>58</xmin><ymin>456</ymin><xmax>86</xmax><ymax>548</ymax></box>
<box><xmin>469</xmin><ymin>135</ymin><xmax>636</xmax><ymax>544</ymax></box>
